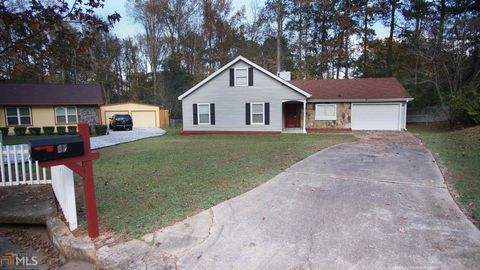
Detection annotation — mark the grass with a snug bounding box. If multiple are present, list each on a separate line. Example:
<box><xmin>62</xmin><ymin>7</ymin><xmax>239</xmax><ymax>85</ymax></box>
<box><xmin>2</xmin><ymin>135</ymin><xmax>64</xmax><ymax>145</ymax></box>
<box><xmin>409</xmin><ymin>123</ymin><xmax>480</xmax><ymax>224</ymax></box>
<box><xmin>92</xmin><ymin>129</ymin><xmax>353</xmax><ymax>236</ymax></box>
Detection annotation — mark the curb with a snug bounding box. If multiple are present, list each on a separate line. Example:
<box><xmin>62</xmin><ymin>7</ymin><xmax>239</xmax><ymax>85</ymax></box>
<box><xmin>46</xmin><ymin>217</ymin><xmax>97</xmax><ymax>264</ymax></box>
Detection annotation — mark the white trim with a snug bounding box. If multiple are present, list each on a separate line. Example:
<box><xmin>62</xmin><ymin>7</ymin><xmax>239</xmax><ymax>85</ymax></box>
<box><xmin>250</xmin><ymin>102</ymin><xmax>265</xmax><ymax>125</ymax></box>
<box><xmin>234</xmin><ymin>67</ymin><xmax>248</xmax><ymax>86</ymax></box>
<box><xmin>6</xmin><ymin>107</ymin><xmax>32</xmax><ymax>126</ymax></box>
<box><xmin>303</xmin><ymin>100</ymin><xmax>307</xmax><ymax>133</ymax></box>
<box><xmin>351</xmin><ymin>102</ymin><xmax>402</xmax><ymax>131</ymax></box>
<box><xmin>178</xmin><ymin>56</ymin><xmax>312</xmax><ymax>100</ymax></box>
<box><xmin>315</xmin><ymin>104</ymin><xmax>337</xmax><ymax>121</ymax></box>
<box><xmin>308</xmin><ymin>98</ymin><xmax>413</xmax><ymax>102</ymax></box>
<box><xmin>55</xmin><ymin>106</ymin><xmax>78</xmax><ymax>124</ymax></box>
<box><xmin>197</xmin><ymin>103</ymin><xmax>211</xmax><ymax>125</ymax></box>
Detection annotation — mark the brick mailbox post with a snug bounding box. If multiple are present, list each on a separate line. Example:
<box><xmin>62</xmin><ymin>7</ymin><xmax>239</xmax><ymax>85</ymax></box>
<box><xmin>29</xmin><ymin>122</ymin><xmax>100</xmax><ymax>238</ymax></box>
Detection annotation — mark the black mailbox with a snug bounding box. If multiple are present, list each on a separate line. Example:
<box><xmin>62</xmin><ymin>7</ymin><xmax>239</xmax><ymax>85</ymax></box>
<box><xmin>29</xmin><ymin>135</ymin><xmax>84</xmax><ymax>162</ymax></box>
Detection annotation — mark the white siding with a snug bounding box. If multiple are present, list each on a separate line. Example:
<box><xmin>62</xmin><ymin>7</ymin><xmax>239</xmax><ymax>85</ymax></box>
<box><xmin>182</xmin><ymin>61</ymin><xmax>306</xmax><ymax>132</ymax></box>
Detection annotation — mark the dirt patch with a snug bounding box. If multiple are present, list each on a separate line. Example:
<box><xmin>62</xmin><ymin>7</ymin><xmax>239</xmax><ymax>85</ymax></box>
<box><xmin>461</xmin><ymin>125</ymin><xmax>480</xmax><ymax>144</ymax></box>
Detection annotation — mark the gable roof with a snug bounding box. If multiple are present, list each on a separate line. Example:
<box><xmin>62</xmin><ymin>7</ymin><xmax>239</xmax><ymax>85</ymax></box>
<box><xmin>290</xmin><ymin>78</ymin><xmax>413</xmax><ymax>101</ymax></box>
<box><xmin>178</xmin><ymin>56</ymin><xmax>312</xmax><ymax>100</ymax></box>
<box><xmin>0</xmin><ymin>83</ymin><xmax>104</xmax><ymax>105</ymax></box>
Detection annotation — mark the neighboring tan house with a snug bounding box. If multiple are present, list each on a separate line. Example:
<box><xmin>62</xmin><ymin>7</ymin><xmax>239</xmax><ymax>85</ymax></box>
<box><xmin>178</xmin><ymin>56</ymin><xmax>413</xmax><ymax>134</ymax></box>
<box><xmin>0</xmin><ymin>83</ymin><xmax>103</xmax><ymax>135</ymax></box>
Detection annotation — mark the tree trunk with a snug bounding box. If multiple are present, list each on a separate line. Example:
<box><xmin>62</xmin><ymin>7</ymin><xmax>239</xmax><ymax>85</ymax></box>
<box><xmin>362</xmin><ymin>0</ymin><xmax>369</xmax><ymax>77</ymax></box>
<box><xmin>387</xmin><ymin>0</ymin><xmax>397</xmax><ymax>76</ymax></box>
<box><xmin>276</xmin><ymin>0</ymin><xmax>283</xmax><ymax>73</ymax></box>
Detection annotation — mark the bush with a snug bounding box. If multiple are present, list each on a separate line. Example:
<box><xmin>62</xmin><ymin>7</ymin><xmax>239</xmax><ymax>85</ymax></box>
<box><xmin>449</xmin><ymin>92</ymin><xmax>480</xmax><ymax>127</ymax></box>
<box><xmin>0</xmin><ymin>128</ymin><xmax>8</xmax><ymax>137</ymax></box>
<box><xmin>67</xmin><ymin>126</ymin><xmax>77</xmax><ymax>135</ymax></box>
<box><xmin>28</xmin><ymin>127</ymin><xmax>41</xmax><ymax>135</ymax></box>
<box><xmin>43</xmin><ymin>126</ymin><xmax>55</xmax><ymax>135</ymax></box>
<box><xmin>14</xmin><ymin>127</ymin><xmax>27</xmax><ymax>136</ymax></box>
<box><xmin>95</xmin><ymin>125</ymin><xmax>108</xmax><ymax>136</ymax></box>
<box><xmin>57</xmin><ymin>126</ymin><xmax>67</xmax><ymax>135</ymax></box>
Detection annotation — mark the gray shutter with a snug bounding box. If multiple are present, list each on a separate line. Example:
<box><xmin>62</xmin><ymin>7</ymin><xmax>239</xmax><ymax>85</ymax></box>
<box><xmin>210</xmin><ymin>103</ymin><xmax>215</xmax><ymax>125</ymax></box>
<box><xmin>193</xmin><ymin>104</ymin><xmax>198</xmax><ymax>125</ymax></box>
<box><xmin>248</xmin><ymin>67</ymin><xmax>253</xmax><ymax>86</ymax></box>
<box><xmin>230</xmin><ymin>68</ymin><xmax>234</xmax><ymax>86</ymax></box>
<box><xmin>265</xmin><ymin>103</ymin><xmax>270</xmax><ymax>125</ymax></box>
<box><xmin>245</xmin><ymin>103</ymin><xmax>251</xmax><ymax>125</ymax></box>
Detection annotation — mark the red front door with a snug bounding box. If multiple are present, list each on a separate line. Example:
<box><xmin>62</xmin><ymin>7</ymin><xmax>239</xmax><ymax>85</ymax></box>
<box><xmin>284</xmin><ymin>103</ymin><xmax>301</xmax><ymax>128</ymax></box>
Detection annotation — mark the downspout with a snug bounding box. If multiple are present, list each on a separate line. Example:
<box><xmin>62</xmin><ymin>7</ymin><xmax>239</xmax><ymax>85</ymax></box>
<box><xmin>404</xmin><ymin>100</ymin><xmax>408</xmax><ymax>130</ymax></box>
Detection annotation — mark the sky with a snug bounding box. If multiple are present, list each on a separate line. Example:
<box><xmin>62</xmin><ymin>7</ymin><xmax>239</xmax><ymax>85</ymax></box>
<box><xmin>93</xmin><ymin>0</ymin><xmax>388</xmax><ymax>40</ymax></box>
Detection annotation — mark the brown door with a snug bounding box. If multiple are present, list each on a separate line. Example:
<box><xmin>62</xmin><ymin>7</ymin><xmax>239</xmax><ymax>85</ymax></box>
<box><xmin>284</xmin><ymin>103</ymin><xmax>301</xmax><ymax>128</ymax></box>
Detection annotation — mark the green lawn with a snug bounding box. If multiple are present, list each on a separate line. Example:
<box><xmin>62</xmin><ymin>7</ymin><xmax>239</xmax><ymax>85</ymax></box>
<box><xmin>1</xmin><ymin>135</ymin><xmax>61</xmax><ymax>145</ymax></box>
<box><xmin>92</xmin><ymin>129</ymin><xmax>353</xmax><ymax>236</ymax></box>
<box><xmin>409</xmin><ymin>123</ymin><xmax>480</xmax><ymax>224</ymax></box>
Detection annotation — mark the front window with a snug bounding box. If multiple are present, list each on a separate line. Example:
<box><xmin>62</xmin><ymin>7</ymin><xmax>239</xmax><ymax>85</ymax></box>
<box><xmin>198</xmin><ymin>103</ymin><xmax>210</xmax><ymax>124</ymax></box>
<box><xmin>6</xmin><ymin>107</ymin><xmax>31</xmax><ymax>126</ymax></box>
<box><xmin>251</xmin><ymin>103</ymin><xmax>264</xmax><ymax>124</ymax></box>
<box><xmin>55</xmin><ymin>106</ymin><xmax>78</xmax><ymax>124</ymax></box>
<box><xmin>235</xmin><ymin>68</ymin><xmax>248</xmax><ymax>86</ymax></box>
<box><xmin>315</xmin><ymin>104</ymin><xmax>337</xmax><ymax>120</ymax></box>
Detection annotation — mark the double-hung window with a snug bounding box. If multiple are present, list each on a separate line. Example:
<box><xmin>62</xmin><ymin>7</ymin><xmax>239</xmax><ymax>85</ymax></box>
<box><xmin>235</xmin><ymin>68</ymin><xmax>248</xmax><ymax>86</ymax></box>
<box><xmin>315</xmin><ymin>104</ymin><xmax>337</xmax><ymax>120</ymax></box>
<box><xmin>55</xmin><ymin>106</ymin><xmax>78</xmax><ymax>124</ymax></box>
<box><xmin>197</xmin><ymin>103</ymin><xmax>211</xmax><ymax>124</ymax></box>
<box><xmin>251</xmin><ymin>102</ymin><xmax>265</xmax><ymax>124</ymax></box>
<box><xmin>6</xmin><ymin>107</ymin><xmax>32</xmax><ymax>126</ymax></box>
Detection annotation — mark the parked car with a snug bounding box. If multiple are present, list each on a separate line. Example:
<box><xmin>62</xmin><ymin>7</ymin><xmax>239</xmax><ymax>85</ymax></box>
<box><xmin>109</xmin><ymin>114</ymin><xmax>133</xmax><ymax>130</ymax></box>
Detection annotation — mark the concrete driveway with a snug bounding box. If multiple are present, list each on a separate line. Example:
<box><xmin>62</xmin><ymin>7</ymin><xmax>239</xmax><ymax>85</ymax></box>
<box><xmin>98</xmin><ymin>133</ymin><xmax>480</xmax><ymax>269</ymax></box>
<box><xmin>90</xmin><ymin>127</ymin><xmax>165</xmax><ymax>149</ymax></box>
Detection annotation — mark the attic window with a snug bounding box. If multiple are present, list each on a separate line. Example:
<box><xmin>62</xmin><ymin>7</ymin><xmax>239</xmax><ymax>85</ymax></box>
<box><xmin>235</xmin><ymin>68</ymin><xmax>248</xmax><ymax>86</ymax></box>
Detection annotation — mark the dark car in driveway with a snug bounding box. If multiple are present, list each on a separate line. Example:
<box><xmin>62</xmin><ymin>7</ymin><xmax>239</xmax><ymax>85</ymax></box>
<box><xmin>109</xmin><ymin>114</ymin><xmax>133</xmax><ymax>130</ymax></box>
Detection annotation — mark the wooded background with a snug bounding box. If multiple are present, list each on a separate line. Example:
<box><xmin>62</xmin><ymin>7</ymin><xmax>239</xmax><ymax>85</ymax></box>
<box><xmin>1</xmin><ymin>0</ymin><xmax>479</xmax><ymax>122</ymax></box>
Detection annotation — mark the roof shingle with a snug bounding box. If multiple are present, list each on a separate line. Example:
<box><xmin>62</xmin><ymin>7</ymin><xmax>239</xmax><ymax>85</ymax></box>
<box><xmin>289</xmin><ymin>77</ymin><xmax>412</xmax><ymax>100</ymax></box>
<box><xmin>0</xmin><ymin>83</ymin><xmax>104</xmax><ymax>105</ymax></box>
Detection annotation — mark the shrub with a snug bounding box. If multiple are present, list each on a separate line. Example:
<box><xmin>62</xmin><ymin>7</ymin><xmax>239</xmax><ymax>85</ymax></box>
<box><xmin>95</xmin><ymin>125</ymin><xmax>108</xmax><ymax>136</ymax></box>
<box><xmin>449</xmin><ymin>91</ymin><xmax>480</xmax><ymax>127</ymax></box>
<box><xmin>0</xmin><ymin>128</ymin><xmax>8</xmax><ymax>137</ymax></box>
<box><xmin>67</xmin><ymin>126</ymin><xmax>77</xmax><ymax>135</ymax></box>
<box><xmin>43</xmin><ymin>126</ymin><xmax>55</xmax><ymax>135</ymax></box>
<box><xmin>28</xmin><ymin>127</ymin><xmax>41</xmax><ymax>135</ymax></box>
<box><xmin>14</xmin><ymin>127</ymin><xmax>27</xmax><ymax>136</ymax></box>
<box><xmin>57</xmin><ymin>126</ymin><xmax>67</xmax><ymax>135</ymax></box>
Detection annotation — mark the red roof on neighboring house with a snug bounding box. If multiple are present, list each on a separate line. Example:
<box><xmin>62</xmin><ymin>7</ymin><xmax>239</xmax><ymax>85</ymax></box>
<box><xmin>0</xmin><ymin>83</ymin><xmax>104</xmax><ymax>105</ymax></box>
<box><xmin>290</xmin><ymin>77</ymin><xmax>412</xmax><ymax>100</ymax></box>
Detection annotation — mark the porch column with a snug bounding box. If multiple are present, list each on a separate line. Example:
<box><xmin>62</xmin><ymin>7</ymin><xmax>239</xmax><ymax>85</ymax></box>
<box><xmin>303</xmin><ymin>100</ymin><xmax>307</xmax><ymax>133</ymax></box>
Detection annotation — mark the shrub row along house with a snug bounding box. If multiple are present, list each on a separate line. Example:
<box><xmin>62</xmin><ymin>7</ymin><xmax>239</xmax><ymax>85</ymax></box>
<box><xmin>178</xmin><ymin>56</ymin><xmax>413</xmax><ymax>134</ymax></box>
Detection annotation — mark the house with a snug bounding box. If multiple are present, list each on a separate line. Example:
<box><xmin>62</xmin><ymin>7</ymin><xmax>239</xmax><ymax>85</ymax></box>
<box><xmin>0</xmin><ymin>83</ymin><xmax>104</xmax><ymax>135</ymax></box>
<box><xmin>178</xmin><ymin>56</ymin><xmax>413</xmax><ymax>134</ymax></box>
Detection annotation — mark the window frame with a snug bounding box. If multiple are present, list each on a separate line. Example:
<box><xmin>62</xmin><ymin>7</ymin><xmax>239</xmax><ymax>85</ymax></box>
<box><xmin>5</xmin><ymin>107</ymin><xmax>32</xmax><ymax>126</ymax></box>
<box><xmin>315</xmin><ymin>104</ymin><xmax>337</xmax><ymax>121</ymax></box>
<box><xmin>54</xmin><ymin>106</ymin><xmax>78</xmax><ymax>124</ymax></box>
<box><xmin>197</xmin><ymin>103</ymin><xmax>211</xmax><ymax>125</ymax></box>
<box><xmin>234</xmin><ymin>67</ymin><xmax>249</xmax><ymax>86</ymax></box>
<box><xmin>250</xmin><ymin>102</ymin><xmax>265</xmax><ymax>125</ymax></box>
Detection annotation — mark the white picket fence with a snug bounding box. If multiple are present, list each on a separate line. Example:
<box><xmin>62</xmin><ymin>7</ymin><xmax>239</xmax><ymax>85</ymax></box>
<box><xmin>0</xmin><ymin>143</ymin><xmax>50</xmax><ymax>186</ymax></box>
<box><xmin>1</xmin><ymin>143</ymin><xmax>77</xmax><ymax>230</ymax></box>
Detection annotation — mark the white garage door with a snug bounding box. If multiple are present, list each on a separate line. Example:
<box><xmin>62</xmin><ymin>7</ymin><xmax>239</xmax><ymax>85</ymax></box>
<box><xmin>352</xmin><ymin>103</ymin><xmax>401</xmax><ymax>130</ymax></box>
